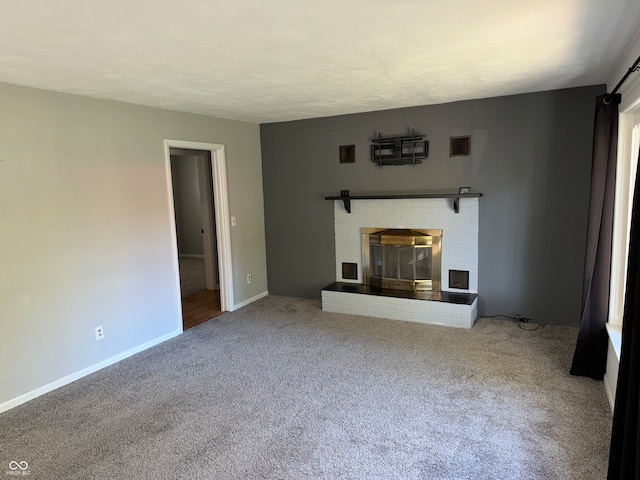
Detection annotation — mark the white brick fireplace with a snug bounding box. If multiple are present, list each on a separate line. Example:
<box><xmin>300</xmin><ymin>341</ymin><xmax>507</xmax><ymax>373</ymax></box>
<box><xmin>322</xmin><ymin>196</ymin><xmax>479</xmax><ymax>328</ymax></box>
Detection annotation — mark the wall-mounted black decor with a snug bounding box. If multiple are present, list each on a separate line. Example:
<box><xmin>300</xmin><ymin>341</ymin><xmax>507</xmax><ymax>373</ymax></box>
<box><xmin>339</xmin><ymin>144</ymin><xmax>356</xmax><ymax>164</ymax></box>
<box><xmin>450</xmin><ymin>135</ymin><xmax>471</xmax><ymax>157</ymax></box>
<box><xmin>370</xmin><ymin>129</ymin><xmax>428</xmax><ymax>167</ymax></box>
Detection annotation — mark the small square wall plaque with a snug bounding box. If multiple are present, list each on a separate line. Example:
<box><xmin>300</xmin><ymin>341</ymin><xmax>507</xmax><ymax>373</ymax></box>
<box><xmin>339</xmin><ymin>145</ymin><xmax>356</xmax><ymax>164</ymax></box>
<box><xmin>450</xmin><ymin>136</ymin><xmax>471</xmax><ymax>157</ymax></box>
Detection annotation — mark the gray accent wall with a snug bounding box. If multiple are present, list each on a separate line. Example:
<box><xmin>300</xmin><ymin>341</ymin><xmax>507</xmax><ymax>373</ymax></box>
<box><xmin>261</xmin><ymin>85</ymin><xmax>605</xmax><ymax>326</ymax></box>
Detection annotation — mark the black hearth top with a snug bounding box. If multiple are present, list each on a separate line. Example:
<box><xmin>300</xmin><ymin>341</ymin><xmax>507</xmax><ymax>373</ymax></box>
<box><xmin>322</xmin><ymin>282</ymin><xmax>477</xmax><ymax>305</ymax></box>
<box><xmin>325</xmin><ymin>190</ymin><xmax>483</xmax><ymax>213</ymax></box>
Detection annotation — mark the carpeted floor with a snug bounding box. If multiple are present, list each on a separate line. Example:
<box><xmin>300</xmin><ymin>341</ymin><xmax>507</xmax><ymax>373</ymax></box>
<box><xmin>0</xmin><ymin>296</ymin><xmax>611</xmax><ymax>479</ymax></box>
<box><xmin>179</xmin><ymin>256</ymin><xmax>206</xmax><ymax>297</ymax></box>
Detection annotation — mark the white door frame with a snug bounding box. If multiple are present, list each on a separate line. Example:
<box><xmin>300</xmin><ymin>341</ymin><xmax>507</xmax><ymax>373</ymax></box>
<box><xmin>164</xmin><ymin>139</ymin><xmax>234</xmax><ymax>329</ymax></box>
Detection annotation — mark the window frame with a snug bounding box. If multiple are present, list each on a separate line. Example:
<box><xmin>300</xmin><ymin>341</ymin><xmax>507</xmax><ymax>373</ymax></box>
<box><xmin>608</xmin><ymin>100</ymin><xmax>640</xmax><ymax>358</ymax></box>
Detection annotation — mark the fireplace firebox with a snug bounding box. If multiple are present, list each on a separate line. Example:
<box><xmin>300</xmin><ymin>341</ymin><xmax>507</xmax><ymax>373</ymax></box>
<box><xmin>362</xmin><ymin>228</ymin><xmax>442</xmax><ymax>292</ymax></box>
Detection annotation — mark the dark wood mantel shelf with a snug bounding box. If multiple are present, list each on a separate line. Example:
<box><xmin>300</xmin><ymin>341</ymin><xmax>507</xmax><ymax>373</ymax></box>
<box><xmin>325</xmin><ymin>190</ymin><xmax>483</xmax><ymax>214</ymax></box>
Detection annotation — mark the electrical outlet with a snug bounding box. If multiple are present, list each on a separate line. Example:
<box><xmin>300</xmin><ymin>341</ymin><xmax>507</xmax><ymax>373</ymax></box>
<box><xmin>247</xmin><ymin>274</ymin><xmax>252</xmax><ymax>284</ymax></box>
<box><xmin>95</xmin><ymin>326</ymin><xmax>104</xmax><ymax>341</ymax></box>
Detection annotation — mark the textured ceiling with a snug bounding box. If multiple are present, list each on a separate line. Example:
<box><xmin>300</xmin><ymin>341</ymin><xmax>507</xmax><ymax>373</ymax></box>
<box><xmin>0</xmin><ymin>1</ymin><xmax>639</xmax><ymax>123</ymax></box>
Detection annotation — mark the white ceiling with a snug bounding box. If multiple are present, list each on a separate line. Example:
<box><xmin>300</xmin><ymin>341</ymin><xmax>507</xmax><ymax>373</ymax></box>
<box><xmin>1</xmin><ymin>1</ymin><xmax>639</xmax><ymax>124</ymax></box>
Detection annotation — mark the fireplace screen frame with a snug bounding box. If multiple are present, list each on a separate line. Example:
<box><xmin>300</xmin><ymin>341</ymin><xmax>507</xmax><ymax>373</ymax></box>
<box><xmin>361</xmin><ymin>228</ymin><xmax>442</xmax><ymax>292</ymax></box>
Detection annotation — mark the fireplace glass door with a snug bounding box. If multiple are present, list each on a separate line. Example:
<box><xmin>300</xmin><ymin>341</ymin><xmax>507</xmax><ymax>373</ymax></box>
<box><xmin>364</xmin><ymin>228</ymin><xmax>441</xmax><ymax>292</ymax></box>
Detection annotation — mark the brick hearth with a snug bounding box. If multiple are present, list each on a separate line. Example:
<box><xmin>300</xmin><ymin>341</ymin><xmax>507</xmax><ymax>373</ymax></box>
<box><xmin>323</xmin><ymin>196</ymin><xmax>479</xmax><ymax>328</ymax></box>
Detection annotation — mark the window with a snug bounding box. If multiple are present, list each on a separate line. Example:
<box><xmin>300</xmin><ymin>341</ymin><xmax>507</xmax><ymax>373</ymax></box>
<box><xmin>609</xmin><ymin>106</ymin><xmax>640</xmax><ymax>334</ymax></box>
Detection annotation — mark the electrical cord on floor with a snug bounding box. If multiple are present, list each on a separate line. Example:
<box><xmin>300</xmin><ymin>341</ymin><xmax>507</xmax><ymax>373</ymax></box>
<box><xmin>479</xmin><ymin>314</ymin><xmax>545</xmax><ymax>331</ymax></box>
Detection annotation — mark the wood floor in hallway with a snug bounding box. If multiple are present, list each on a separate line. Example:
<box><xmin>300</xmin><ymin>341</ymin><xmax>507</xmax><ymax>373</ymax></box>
<box><xmin>182</xmin><ymin>289</ymin><xmax>222</xmax><ymax>330</ymax></box>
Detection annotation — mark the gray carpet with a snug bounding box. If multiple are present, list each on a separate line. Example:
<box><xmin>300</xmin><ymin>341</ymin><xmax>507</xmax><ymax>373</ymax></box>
<box><xmin>0</xmin><ymin>296</ymin><xmax>611</xmax><ymax>479</ymax></box>
<box><xmin>179</xmin><ymin>257</ymin><xmax>206</xmax><ymax>297</ymax></box>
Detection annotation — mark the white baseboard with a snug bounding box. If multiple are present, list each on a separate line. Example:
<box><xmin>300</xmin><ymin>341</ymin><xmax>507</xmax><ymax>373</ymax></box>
<box><xmin>604</xmin><ymin>373</ymin><xmax>616</xmax><ymax>414</ymax></box>
<box><xmin>0</xmin><ymin>329</ymin><xmax>182</xmax><ymax>414</ymax></box>
<box><xmin>232</xmin><ymin>291</ymin><xmax>268</xmax><ymax>311</ymax></box>
<box><xmin>604</xmin><ymin>325</ymin><xmax>621</xmax><ymax>414</ymax></box>
<box><xmin>178</xmin><ymin>254</ymin><xmax>205</xmax><ymax>259</ymax></box>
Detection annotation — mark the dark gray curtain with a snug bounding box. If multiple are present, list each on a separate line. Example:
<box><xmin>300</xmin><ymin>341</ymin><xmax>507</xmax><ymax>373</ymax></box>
<box><xmin>608</xmin><ymin>149</ymin><xmax>640</xmax><ymax>478</ymax></box>
<box><xmin>570</xmin><ymin>93</ymin><xmax>621</xmax><ymax>379</ymax></box>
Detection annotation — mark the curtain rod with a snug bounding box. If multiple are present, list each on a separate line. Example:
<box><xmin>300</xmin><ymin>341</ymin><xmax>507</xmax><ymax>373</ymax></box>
<box><xmin>604</xmin><ymin>54</ymin><xmax>640</xmax><ymax>103</ymax></box>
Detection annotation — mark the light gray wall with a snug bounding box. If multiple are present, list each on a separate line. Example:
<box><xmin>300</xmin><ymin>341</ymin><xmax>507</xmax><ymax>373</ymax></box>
<box><xmin>0</xmin><ymin>82</ymin><xmax>267</xmax><ymax>407</ymax></box>
<box><xmin>261</xmin><ymin>85</ymin><xmax>605</xmax><ymax>326</ymax></box>
<box><xmin>170</xmin><ymin>154</ymin><xmax>204</xmax><ymax>256</ymax></box>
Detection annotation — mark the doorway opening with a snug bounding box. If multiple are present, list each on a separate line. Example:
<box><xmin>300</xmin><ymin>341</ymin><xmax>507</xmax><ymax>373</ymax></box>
<box><xmin>164</xmin><ymin>140</ymin><xmax>234</xmax><ymax>331</ymax></box>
